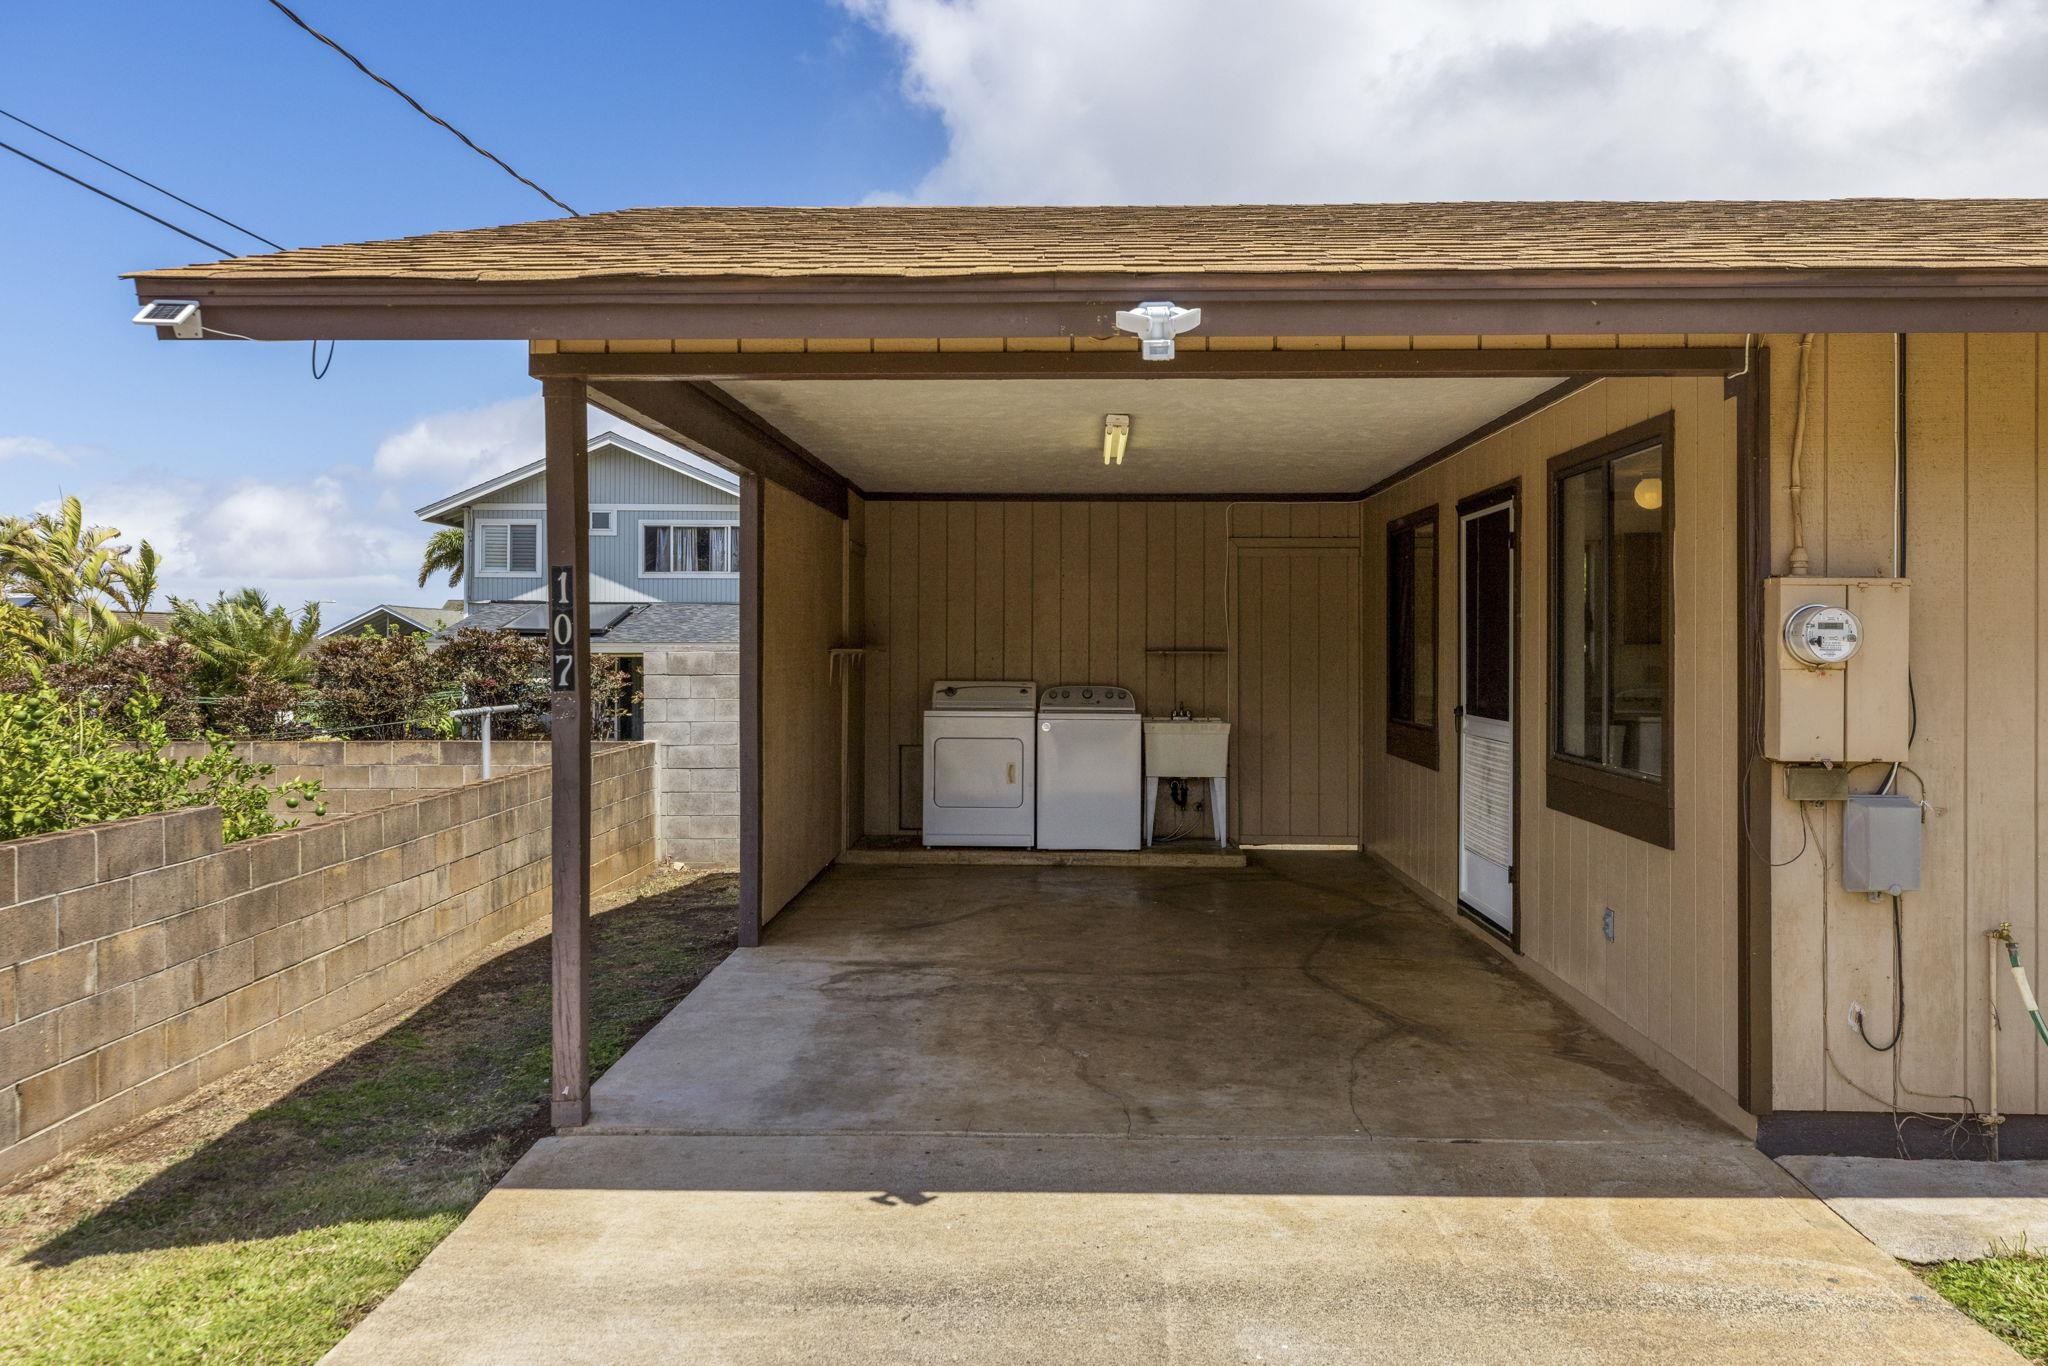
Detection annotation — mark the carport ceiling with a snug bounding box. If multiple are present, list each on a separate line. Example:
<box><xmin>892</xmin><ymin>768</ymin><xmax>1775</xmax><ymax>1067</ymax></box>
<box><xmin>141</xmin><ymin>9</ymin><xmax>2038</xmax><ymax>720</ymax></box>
<box><xmin>718</xmin><ymin>376</ymin><xmax>1561</xmax><ymax>496</ymax></box>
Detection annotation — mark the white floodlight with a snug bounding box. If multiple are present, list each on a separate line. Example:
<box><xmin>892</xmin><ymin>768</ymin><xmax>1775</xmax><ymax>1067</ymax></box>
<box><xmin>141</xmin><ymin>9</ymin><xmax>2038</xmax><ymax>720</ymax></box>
<box><xmin>132</xmin><ymin>299</ymin><xmax>202</xmax><ymax>339</ymax></box>
<box><xmin>1113</xmin><ymin>300</ymin><xmax>1202</xmax><ymax>361</ymax></box>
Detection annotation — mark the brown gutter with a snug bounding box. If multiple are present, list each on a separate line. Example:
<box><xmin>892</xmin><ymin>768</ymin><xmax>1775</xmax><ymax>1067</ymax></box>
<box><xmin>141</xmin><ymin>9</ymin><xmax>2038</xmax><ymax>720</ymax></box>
<box><xmin>127</xmin><ymin>268</ymin><xmax>2048</xmax><ymax>341</ymax></box>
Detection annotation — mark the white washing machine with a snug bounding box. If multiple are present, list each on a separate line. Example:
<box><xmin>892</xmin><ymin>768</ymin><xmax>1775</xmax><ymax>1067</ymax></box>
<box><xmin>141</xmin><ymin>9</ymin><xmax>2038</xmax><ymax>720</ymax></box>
<box><xmin>1036</xmin><ymin>684</ymin><xmax>1142</xmax><ymax>850</ymax></box>
<box><xmin>922</xmin><ymin>680</ymin><xmax>1037</xmax><ymax>847</ymax></box>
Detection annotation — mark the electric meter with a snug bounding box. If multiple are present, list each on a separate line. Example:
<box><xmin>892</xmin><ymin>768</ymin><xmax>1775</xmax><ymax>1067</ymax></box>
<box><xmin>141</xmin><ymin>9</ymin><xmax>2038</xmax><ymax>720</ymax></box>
<box><xmin>1784</xmin><ymin>602</ymin><xmax>1862</xmax><ymax>667</ymax></box>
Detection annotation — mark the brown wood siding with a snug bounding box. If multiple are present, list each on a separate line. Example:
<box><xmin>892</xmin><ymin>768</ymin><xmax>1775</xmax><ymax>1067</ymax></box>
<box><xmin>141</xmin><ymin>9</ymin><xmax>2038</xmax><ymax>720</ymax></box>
<box><xmin>1360</xmin><ymin>374</ymin><xmax>1743</xmax><ymax>1113</ymax></box>
<box><xmin>760</xmin><ymin>482</ymin><xmax>845</xmax><ymax>922</ymax></box>
<box><xmin>1233</xmin><ymin>547</ymin><xmax>1361</xmax><ymax>843</ymax></box>
<box><xmin>859</xmin><ymin>501</ymin><xmax>1357</xmax><ymax>841</ymax></box>
<box><xmin>1766</xmin><ymin>333</ymin><xmax>2048</xmax><ymax>1118</ymax></box>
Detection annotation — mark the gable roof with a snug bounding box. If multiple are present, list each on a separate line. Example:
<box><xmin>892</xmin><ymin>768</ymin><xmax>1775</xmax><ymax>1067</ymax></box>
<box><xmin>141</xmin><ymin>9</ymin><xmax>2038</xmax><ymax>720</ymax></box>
<box><xmin>416</xmin><ymin>429</ymin><xmax>739</xmax><ymax>524</ymax></box>
<box><xmin>320</xmin><ymin>603</ymin><xmax>468</xmax><ymax>638</ymax></box>
<box><xmin>132</xmin><ymin>200</ymin><xmax>2048</xmax><ymax>283</ymax></box>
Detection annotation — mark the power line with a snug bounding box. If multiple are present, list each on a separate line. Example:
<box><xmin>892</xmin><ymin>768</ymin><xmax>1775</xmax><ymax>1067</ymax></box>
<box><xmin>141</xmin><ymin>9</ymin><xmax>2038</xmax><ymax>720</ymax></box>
<box><xmin>0</xmin><ymin>138</ymin><xmax>234</xmax><ymax>257</ymax></box>
<box><xmin>0</xmin><ymin>106</ymin><xmax>283</xmax><ymax>251</ymax></box>
<box><xmin>262</xmin><ymin>0</ymin><xmax>580</xmax><ymax>217</ymax></box>
<box><xmin>0</xmin><ymin>129</ymin><xmax>338</xmax><ymax>378</ymax></box>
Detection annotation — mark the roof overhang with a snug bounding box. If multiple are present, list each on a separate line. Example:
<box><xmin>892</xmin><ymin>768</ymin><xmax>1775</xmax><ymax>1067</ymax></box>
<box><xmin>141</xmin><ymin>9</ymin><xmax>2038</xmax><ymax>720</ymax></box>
<box><xmin>125</xmin><ymin>267</ymin><xmax>2048</xmax><ymax>341</ymax></box>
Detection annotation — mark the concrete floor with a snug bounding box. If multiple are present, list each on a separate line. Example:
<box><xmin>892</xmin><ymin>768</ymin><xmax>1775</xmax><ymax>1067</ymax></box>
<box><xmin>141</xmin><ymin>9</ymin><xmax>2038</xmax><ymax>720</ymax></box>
<box><xmin>1781</xmin><ymin>1156</ymin><xmax>2048</xmax><ymax>1262</ymax></box>
<box><xmin>327</xmin><ymin>855</ymin><xmax>2015</xmax><ymax>1364</ymax></box>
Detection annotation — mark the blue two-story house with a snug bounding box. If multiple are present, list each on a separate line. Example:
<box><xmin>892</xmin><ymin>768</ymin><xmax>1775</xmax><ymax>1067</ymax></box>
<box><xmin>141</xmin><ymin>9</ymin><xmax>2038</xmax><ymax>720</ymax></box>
<box><xmin>417</xmin><ymin>430</ymin><xmax>742</xmax><ymax>861</ymax></box>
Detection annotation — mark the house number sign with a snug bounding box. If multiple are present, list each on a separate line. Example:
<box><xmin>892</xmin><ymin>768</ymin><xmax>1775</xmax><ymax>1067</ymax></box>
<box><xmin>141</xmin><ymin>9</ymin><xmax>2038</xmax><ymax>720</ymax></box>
<box><xmin>550</xmin><ymin>565</ymin><xmax>576</xmax><ymax>692</ymax></box>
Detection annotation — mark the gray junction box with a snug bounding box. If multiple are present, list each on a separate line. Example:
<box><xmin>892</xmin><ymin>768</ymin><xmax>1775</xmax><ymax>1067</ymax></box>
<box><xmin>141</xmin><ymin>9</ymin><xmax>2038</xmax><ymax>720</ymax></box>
<box><xmin>1841</xmin><ymin>794</ymin><xmax>1923</xmax><ymax>895</ymax></box>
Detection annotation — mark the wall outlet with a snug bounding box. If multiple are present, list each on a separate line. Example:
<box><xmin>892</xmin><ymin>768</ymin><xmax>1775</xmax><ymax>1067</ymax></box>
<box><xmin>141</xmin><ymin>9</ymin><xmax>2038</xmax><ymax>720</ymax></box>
<box><xmin>1602</xmin><ymin>907</ymin><xmax>1616</xmax><ymax>942</ymax></box>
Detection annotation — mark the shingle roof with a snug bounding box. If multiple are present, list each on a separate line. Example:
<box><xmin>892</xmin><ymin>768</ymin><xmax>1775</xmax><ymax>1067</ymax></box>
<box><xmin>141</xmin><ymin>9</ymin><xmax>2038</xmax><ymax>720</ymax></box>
<box><xmin>132</xmin><ymin>201</ymin><xmax>2048</xmax><ymax>283</ymax></box>
<box><xmin>444</xmin><ymin>602</ymin><xmax>737</xmax><ymax>647</ymax></box>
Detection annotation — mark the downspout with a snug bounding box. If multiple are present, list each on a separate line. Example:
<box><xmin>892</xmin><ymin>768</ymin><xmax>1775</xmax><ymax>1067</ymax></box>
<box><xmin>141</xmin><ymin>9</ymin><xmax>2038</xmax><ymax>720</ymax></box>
<box><xmin>1893</xmin><ymin>333</ymin><xmax>1908</xmax><ymax>579</ymax></box>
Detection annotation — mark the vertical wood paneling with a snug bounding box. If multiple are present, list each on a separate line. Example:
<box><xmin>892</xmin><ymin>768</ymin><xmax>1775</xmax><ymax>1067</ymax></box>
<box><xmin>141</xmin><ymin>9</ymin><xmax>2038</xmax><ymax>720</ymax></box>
<box><xmin>1763</xmin><ymin>333</ymin><xmax>2048</xmax><ymax>1117</ymax></box>
<box><xmin>1967</xmin><ymin>335</ymin><xmax>2039</xmax><ymax>1115</ymax></box>
<box><xmin>1360</xmin><ymin>373</ymin><xmax>1743</xmax><ymax>1111</ymax></box>
<box><xmin>760</xmin><ymin>484</ymin><xmax>845</xmax><ymax>921</ymax></box>
<box><xmin>861</xmin><ymin>500</ymin><xmax>1347</xmax><ymax>843</ymax></box>
<box><xmin>1902</xmin><ymin>334</ymin><xmax>1968</xmax><ymax>1109</ymax></box>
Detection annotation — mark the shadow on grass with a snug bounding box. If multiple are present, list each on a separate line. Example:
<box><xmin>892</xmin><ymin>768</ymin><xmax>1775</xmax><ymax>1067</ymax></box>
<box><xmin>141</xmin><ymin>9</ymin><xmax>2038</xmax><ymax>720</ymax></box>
<box><xmin>27</xmin><ymin>871</ymin><xmax>737</xmax><ymax>1270</ymax></box>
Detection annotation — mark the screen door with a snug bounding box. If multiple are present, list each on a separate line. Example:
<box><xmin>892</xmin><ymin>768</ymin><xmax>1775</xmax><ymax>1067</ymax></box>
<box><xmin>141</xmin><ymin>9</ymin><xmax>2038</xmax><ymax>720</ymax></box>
<box><xmin>1458</xmin><ymin>495</ymin><xmax>1516</xmax><ymax>936</ymax></box>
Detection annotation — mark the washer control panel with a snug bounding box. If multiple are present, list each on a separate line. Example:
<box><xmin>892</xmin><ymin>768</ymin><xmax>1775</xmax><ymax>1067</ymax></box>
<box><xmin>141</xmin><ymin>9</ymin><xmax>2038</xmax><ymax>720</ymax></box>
<box><xmin>1038</xmin><ymin>683</ymin><xmax>1138</xmax><ymax>713</ymax></box>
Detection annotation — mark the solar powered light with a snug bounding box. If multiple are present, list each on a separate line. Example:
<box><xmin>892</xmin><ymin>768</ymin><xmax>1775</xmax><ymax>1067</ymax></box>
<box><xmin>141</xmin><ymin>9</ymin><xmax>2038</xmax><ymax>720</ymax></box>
<box><xmin>131</xmin><ymin>299</ymin><xmax>202</xmax><ymax>339</ymax></box>
<box><xmin>1113</xmin><ymin>300</ymin><xmax>1202</xmax><ymax>361</ymax></box>
<box><xmin>1103</xmin><ymin>413</ymin><xmax>1131</xmax><ymax>465</ymax></box>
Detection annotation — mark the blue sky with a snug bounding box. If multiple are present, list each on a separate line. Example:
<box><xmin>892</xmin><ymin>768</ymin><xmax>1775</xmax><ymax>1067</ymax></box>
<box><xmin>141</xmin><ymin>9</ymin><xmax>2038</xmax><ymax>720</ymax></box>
<box><xmin>5</xmin><ymin>0</ymin><xmax>2044</xmax><ymax>620</ymax></box>
<box><xmin>0</xmin><ymin>1</ymin><xmax>939</xmax><ymax>618</ymax></box>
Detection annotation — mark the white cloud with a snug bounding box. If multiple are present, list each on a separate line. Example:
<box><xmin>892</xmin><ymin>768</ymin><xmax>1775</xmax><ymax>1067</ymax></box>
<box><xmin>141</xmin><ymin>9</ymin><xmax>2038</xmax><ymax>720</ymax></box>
<box><xmin>0</xmin><ymin>435</ymin><xmax>97</xmax><ymax>464</ymax></box>
<box><xmin>19</xmin><ymin>400</ymin><xmax>715</xmax><ymax>621</ymax></box>
<box><xmin>844</xmin><ymin>0</ymin><xmax>2048</xmax><ymax>202</ymax></box>
<box><xmin>371</xmin><ymin>394</ymin><xmax>543</xmax><ymax>484</ymax></box>
<box><xmin>37</xmin><ymin>468</ymin><xmax>428</xmax><ymax>623</ymax></box>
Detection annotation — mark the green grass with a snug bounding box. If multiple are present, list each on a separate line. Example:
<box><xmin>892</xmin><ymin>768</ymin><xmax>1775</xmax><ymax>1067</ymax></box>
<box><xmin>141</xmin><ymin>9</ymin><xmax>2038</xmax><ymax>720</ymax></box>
<box><xmin>0</xmin><ymin>870</ymin><xmax>735</xmax><ymax>1364</ymax></box>
<box><xmin>1921</xmin><ymin>1251</ymin><xmax>2048</xmax><ymax>1362</ymax></box>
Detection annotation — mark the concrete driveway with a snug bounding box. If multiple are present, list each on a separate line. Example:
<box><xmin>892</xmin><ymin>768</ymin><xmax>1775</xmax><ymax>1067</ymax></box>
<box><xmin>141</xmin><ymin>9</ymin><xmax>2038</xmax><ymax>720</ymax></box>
<box><xmin>326</xmin><ymin>855</ymin><xmax>2014</xmax><ymax>1364</ymax></box>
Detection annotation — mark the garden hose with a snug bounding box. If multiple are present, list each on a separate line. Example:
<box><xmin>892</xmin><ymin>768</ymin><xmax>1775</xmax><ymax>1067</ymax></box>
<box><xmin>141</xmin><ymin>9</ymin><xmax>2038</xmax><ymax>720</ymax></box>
<box><xmin>2003</xmin><ymin>935</ymin><xmax>2048</xmax><ymax>1048</ymax></box>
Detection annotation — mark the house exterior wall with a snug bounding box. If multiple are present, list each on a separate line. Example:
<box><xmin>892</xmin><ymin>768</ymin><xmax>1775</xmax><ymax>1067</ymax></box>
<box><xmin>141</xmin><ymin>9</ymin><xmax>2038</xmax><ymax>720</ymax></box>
<box><xmin>857</xmin><ymin>500</ymin><xmax>1359</xmax><ymax>841</ymax></box>
<box><xmin>1764</xmin><ymin>333</ymin><xmax>2048</xmax><ymax>1122</ymax></box>
<box><xmin>757</xmin><ymin>485</ymin><xmax>843</xmax><ymax>925</ymax></box>
<box><xmin>461</xmin><ymin>444</ymin><xmax>740</xmax><ymax>605</ymax></box>
<box><xmin>760</xmin><ymin>482</ymin><xmax>846</xmax><ymax>924</ymax></box>
<box><xmin>1359</xmin><ymin>371</ymin><xmax>1745</xmax><ymax>1124</ymax></box>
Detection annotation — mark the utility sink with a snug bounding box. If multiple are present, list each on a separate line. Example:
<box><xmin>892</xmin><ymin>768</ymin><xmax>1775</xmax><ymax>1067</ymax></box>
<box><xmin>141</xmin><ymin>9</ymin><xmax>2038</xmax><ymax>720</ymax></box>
<box><xmin>1143</xmin><ymin>718</ymin><xmax>1230</xmax><ymax>778</ymax></box>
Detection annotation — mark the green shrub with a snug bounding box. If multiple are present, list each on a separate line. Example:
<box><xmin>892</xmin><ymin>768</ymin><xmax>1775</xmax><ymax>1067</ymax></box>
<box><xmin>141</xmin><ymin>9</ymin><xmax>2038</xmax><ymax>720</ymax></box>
<box><xmin>0</xmin><ymin>666</ymin><xmax>321</xmax><ymax>844</ymax></box>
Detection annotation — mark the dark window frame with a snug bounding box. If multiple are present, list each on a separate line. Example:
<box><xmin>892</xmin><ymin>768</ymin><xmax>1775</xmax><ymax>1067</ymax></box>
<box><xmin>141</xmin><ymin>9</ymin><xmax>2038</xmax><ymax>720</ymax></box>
<box><xmin>1545</xmin><ymin>412</ymin><xmax>1676</xmax><ymax>849</ymax></box>
<box><xmin>1385</xmin><ymin>504</ymin><xmax>1440</xmax><ymax>769</ymax></box>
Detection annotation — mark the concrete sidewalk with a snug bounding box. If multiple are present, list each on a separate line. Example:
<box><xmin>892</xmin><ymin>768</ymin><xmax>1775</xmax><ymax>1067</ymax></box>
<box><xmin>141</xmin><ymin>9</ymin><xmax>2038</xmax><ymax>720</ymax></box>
<box><xmin>326</xmin><ymin>1132</ymin><xmax>2014</xmax><ymax>1365</ymax></box>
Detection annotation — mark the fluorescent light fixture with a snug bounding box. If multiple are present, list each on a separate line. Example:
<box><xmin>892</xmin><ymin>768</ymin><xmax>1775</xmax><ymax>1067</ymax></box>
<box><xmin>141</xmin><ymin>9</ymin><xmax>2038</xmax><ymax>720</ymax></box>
<box><xmin>131</xmin><ymin>299</ymin><xmax>202</xmax><ymax>339</ymax></box>
<box><xmin>1633</xmin><ymin>476</ymin><xmax>1664</xmax><ymax>511</ymax></box>
<box><xmin>1113</xmin><ymin>300</ymin><xmax>1202</xmax><ymax>361</ymax></box>
<box><xmin>1103</xmin><ymin>414</ymin><xmax>1131</xmax><ymax>465</ymax></box>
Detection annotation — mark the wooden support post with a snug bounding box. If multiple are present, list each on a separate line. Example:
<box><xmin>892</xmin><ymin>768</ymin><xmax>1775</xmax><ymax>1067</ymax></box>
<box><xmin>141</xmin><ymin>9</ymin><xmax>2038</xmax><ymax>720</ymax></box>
<box><xmin>544</xmin><ymin>377</ymin><xmax>592</xmax><ymax>1128</ymax></box>
<box><xmin>738</xmin><ymin>470</ymin><xmax>763</xmax><ymax>947</ymax></box>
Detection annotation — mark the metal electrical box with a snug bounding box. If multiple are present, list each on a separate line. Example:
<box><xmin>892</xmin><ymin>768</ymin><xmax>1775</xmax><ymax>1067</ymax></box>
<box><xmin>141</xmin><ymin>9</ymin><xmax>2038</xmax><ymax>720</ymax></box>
<box><xmin>1763</xmin><ymin>577</ymin><xmax>1911</xmax><ymax>764</ymax></box>
<box><xmin>1841</xmin><ymin>793</ymin><xmax>1923</xmax><ymax>895</ymax></box>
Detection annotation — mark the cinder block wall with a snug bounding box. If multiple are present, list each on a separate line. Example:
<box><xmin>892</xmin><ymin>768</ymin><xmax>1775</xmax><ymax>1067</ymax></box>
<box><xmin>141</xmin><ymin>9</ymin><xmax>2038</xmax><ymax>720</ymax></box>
<box><xmin>0</xmin><ymin>742</ymin><xmax>655</xmax><ymax>1183</ymax></box>
<box><xmin>162</xmin><ymin>739</ymin><xmax>559</xmax><ymax>818</ymax></box>
<box><xmin>642</xmin><ymin>648</ymin><xmax>740</xmax><ymax>864</ymax></box>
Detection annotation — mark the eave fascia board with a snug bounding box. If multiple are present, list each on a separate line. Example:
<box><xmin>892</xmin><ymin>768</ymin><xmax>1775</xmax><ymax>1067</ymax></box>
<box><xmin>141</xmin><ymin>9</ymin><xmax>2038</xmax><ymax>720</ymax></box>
<box><xmin>129</xmin><ymin>267</ymin><xmax>2048</xmax><ymax>342</ymax></box>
